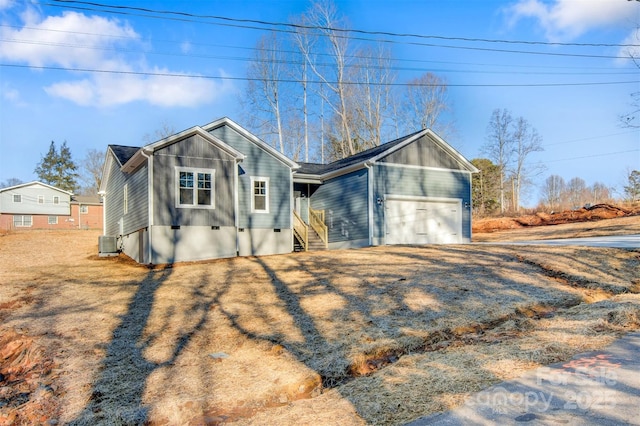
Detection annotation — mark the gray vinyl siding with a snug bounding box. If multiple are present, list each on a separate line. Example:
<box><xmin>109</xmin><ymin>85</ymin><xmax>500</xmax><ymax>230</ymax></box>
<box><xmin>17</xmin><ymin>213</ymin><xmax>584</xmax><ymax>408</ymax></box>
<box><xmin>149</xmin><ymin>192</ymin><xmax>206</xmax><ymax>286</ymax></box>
<box><xmin>380</xmin><ymin>135</ymin><xmax>467</xmax><ymax>170</ymax></box>
<box><xmin>372</xmin><ymin>164</ymin><xmax>472</xmax><ymax>240</ymax></box>
<box><xmin>208</xmin><ymin>125</ymin><xmax>291</xmax><ymax>229</ymax></box>
<box><xmin>104</xmin><ymin>153</ymin><xmax>149</xmax><ymax>236</ymax></box>
<box><xmin>309</xmin><ymin>169</ymin><xmax>368</xmax><ymax>244</ymax></box>
<box><xmin>0</xmin><ymin>184</ymin><xmax>70</xmax><ymax>215</ymax></box>
<box><xmin>152</xmin><ymin>134</ymin><xmax>236</xmax><ymax>227</ymax></box>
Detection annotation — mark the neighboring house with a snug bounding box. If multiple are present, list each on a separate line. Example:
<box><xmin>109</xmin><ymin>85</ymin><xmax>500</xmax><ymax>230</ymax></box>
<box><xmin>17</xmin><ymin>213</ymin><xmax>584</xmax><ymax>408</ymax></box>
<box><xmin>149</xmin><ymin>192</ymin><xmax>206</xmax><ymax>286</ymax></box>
<box><xmin>100</xmin><ymin>117</ymin><xmax>478</xmax><ymax>264</ymax></box>
<box><xmin>0</xmin><ymin>181</ymin><xmax>73</xmax><ymax>230</ymax></box>
<box><xmin>71</xmin><ymin>195</ymin><xmax>103</xmax><ymax>230</ymax></box>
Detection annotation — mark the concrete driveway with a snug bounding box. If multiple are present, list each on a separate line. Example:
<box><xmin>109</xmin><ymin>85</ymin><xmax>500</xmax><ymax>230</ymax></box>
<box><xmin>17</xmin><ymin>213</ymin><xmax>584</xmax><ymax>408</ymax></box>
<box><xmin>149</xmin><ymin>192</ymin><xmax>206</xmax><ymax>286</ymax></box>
<box><xmin>407</xmin><ymin>332</ymin><xmax>640</xmax><ymax>426</ymax></box>
<box><xmin>479</xmin><ymin>235</ymin><xmax>640</xmax><ymax>249</ymax></box>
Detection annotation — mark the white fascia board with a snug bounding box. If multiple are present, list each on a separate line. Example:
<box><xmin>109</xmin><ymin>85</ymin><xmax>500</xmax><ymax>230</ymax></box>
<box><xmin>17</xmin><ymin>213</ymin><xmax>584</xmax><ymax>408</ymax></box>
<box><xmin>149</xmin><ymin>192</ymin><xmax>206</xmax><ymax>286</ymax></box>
<box><xmin>294</xmin><ymin>161</ymin><xmax>369</xmax><ymax>183</ymax></box>
<box><xmin>0</xmin><ymin>181</ymin><xmax>74</xmax><ymax>196</ymax></box>
<box><xmin>292</xmin><ymin>175</ymin><xmax>324</xmax><ymax>184</ymax></box>
<box><xmin>367</xmin><ymin>130</ymin><xmax>429</xmax><ymax>164</ymax></box>
<box><xmin>202</xmin><ymin>117</ymin><xmax>300</xmax><ymax>170</ymax></box>
<box><xmin>121</xmin><ymin>126</ymin><xmax>245</xmax><ymax>173</ymax></box>
<box><xmin>424</xmin><ymin>129</ymin><xmax>480</xmax><ymax>173</ymax></box>
<box><xmin>98</xmin><ymin>151</ymin><xmax>114</xmax><ymax>193</ymax></box>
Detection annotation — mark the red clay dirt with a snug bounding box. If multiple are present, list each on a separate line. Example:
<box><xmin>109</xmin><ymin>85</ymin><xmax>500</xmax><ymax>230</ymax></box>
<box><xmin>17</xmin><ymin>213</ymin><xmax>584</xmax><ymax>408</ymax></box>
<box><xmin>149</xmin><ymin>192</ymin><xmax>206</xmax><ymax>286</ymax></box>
<box><xmin>473</xmin><ymin>204</ymin><xmax>639</xmax><ymax>234</ymax></box>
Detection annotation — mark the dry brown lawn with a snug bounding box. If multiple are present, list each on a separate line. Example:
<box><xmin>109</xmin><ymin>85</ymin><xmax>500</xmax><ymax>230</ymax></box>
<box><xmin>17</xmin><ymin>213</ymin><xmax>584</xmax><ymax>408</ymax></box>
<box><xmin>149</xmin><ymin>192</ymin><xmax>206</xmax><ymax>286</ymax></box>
<box><xmin>1</xmin><ymin>217</ymin><xmax>639</xmax><ymax>425</ymax></box>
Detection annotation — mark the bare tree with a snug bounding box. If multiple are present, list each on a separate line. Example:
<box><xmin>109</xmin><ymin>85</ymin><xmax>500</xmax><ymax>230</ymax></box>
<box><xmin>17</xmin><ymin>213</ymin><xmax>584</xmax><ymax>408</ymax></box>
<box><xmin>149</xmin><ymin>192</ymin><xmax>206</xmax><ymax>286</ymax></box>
<box><xmin>79</xmin><ymin>148</ymin><xmax>105</xmax><ymax>196</ymax></box>
<box><xmin>589</xmin><ymin>182</ymin><xmax>612</xmax><ymax>205</ymax></box>
<box><xmin>566</xmin><ymin>177</ymin><xmax>588</xmax><ymax>208</ymax></box>
<box><xmin>0</xmin><ymin>178</ymin><xmax>24</xmax><ymax>189</ymax></box>
<box><xmin>482</xmin><ymin>109</ymin><xmax>514</xmax><ymax>214</ymax></box>
<box><xmin>142</xmin><ymin>119</ymin><xmax>175</xmax><ymax>144</ymax></box>
<box><xmin>398</xmin><ymin>72</ymin><xmax>450</xmax><ymax>135</ymax></box>
<box><xmin>511</xmin><ymin>117</ymin><xmax>544</xmax><ymax>211</ymax></box>
<box><xmin>243</xmin><ymin>32</ymin><xmax>288</xmax><ymax>154</ymax></box>
<box><xmin>540</xmin><ymin>175</ymin><xmax>565</xmax><ymax>211</ymax></box>
<box><xmin>348</xmin><ymin>45</ymin><xmax>395</xmax><ymax>150</ymax></box>
<box><xmin>300</xmin><ymin>0</ymin><xmax>355</xmax><ymax>158</ymax></box>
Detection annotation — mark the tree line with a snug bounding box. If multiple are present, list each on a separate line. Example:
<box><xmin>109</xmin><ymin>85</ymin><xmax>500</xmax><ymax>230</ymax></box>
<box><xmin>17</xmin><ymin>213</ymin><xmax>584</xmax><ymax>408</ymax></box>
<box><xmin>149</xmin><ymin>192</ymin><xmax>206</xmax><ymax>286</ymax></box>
<box><xmin>240</xmin><ymin>0</ymin><xmax>453</xmax><ymax>163</ymax></box>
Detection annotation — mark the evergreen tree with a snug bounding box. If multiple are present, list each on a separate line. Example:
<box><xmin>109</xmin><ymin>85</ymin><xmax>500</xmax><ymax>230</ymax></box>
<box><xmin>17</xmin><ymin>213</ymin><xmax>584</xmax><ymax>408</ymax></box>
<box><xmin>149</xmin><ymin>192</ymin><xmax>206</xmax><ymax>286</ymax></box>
<box><xmin>34</xmin><ymin>140</ymin><xmax>79</xmax><ymax>192</ymax></box>
<box><xmin>624</xmin><ymin>170</ymin><xmax>640</xmax><ymax>202</ymax></box>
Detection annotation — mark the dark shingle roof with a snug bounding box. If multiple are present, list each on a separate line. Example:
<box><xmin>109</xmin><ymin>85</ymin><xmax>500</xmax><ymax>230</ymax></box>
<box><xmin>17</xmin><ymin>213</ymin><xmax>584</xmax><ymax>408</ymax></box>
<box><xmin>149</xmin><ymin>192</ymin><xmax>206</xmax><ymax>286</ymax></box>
<box><xmin>109</xmin><ymin>144</ymin><xmax>140</xmax><ymax>166</ymax></box>
<box><xmin>296</xmin><ymin>130</ymin><xmax>422</xmax><ymax>175</ymax></box>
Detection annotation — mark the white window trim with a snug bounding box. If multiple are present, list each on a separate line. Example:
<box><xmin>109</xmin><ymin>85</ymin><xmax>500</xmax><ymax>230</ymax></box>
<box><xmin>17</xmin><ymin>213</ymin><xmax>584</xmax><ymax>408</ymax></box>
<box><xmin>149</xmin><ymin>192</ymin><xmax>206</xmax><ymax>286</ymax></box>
<box><xmin>14</xmin><ymin>215</ymin><xmax>32</xmax><ymax>227</ymax></box>
<box><xmin>80</xmin><ymin>205</ymin><xmax>89</xmax><ymax>214</ymax></box>
<box><xmin>123</xmin><ymin>184</ymin><xmax>129</xmax><ymax>214</ymax></box>
<box><xmin>38</xmin><ymin>195</ymin><xmax>44</xmax><ymax>204</ymax></box>
<box><xmin>48</xmin><ymin>216</ymin><xmax>58</xmax><ymax>225</ymax></box>
<box><xmin>13</xmin><ymin>194</ymin><xmax>21</xmax><ymax>203</ymax></box>
<box><xmin>250</xmin><ymin>176</ymin><xmax>270</xmax><ymax>214</ymax></box>
<box><xmin>53</xmin><ymin>196</ymin><xmax>60</xmax><ymax>205</ymax></box>
<box><xmin>175</xmin><ymin>166</ymin><xmax>216</xmax><ymax>209</ymax></box>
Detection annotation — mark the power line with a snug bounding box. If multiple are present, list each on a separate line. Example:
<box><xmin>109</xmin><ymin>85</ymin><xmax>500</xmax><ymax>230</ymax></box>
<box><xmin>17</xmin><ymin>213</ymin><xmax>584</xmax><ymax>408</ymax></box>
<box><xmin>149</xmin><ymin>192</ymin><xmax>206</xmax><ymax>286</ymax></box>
<box><xmin>48</xmin><ymin>0</ymin><xmax>639</xmax><ymax>48</ymax></box>
<box><xmin>42</xmin><ymin>0</ymin><xmax>638</xmax><ymax>60</ymax></box>
<box><xmin>1</xmin><ymin>23</ymin><xmax>633</xmax><ymax>72</ymax></box>
<box><xmin>2</xmin><ymin>63</ymin><xmax>638</xmax><ymax>88</ymax></box>
<box><xmin>543</xmin><ymin>130</ymin><xmax>640</xmax><ymax>147</ymax></box>
<box><xmin>4</xmin><ymin>37</ymin><xmax>638</xmax><ymax>77</ymax></box>
<box><xmin>532</xmin><ymin>149</ymin><xmax>640</xmax><ymax>164</ymax></box>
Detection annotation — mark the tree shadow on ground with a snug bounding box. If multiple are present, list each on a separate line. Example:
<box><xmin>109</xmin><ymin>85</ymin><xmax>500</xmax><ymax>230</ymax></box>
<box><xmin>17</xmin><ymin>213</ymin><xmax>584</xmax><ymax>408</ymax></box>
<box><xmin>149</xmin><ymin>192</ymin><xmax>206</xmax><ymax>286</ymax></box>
<box><xmin>68</xmin><ymin>264</ymin><xmax>215</xmax><ymax>425</ymax></box>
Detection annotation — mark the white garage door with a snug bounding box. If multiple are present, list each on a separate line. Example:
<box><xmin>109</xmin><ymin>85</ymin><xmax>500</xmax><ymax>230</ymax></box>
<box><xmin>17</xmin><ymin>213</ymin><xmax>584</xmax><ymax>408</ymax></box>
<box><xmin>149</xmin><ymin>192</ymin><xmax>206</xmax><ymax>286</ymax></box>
<box><xmin>385</xmin><ymin>198</ymin><xmax>462</xmax><ymax>245</ymax></box>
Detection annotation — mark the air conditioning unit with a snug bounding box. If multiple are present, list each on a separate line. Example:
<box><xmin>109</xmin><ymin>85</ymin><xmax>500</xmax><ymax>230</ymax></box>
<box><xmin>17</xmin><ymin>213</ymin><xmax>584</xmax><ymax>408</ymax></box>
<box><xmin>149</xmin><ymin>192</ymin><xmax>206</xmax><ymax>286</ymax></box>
<box><xmin>98</xmin><ymin>236</ymin><xmax>118</xmax><ymax>256</ymax></box>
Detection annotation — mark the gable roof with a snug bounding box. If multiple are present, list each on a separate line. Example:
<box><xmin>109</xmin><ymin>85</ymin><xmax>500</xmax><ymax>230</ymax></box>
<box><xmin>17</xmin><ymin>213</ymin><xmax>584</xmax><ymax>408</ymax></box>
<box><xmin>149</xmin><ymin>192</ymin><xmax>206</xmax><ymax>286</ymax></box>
<box><xmin>202</xmin><ymin>117</ymin><xmax>300</xmax><ymax>170</ymax></box>
<box><xmin>121</xmin><ymin>126</ymin><xmax>246</xmax><ymax>174</ymax></box>
<box><xmin>295</xmin><ymin>129</ymin><xmax>478</xmax><ymax>182</ymax></box>
<box><xmin>109</xmin><ymin>144</ymin><xmax>139</xmax><ymax>167</ymax></box>
<box><xmin>0</xmin><ymin>181</ymin><xmax>73</xmax><ymax>195</ymax></box>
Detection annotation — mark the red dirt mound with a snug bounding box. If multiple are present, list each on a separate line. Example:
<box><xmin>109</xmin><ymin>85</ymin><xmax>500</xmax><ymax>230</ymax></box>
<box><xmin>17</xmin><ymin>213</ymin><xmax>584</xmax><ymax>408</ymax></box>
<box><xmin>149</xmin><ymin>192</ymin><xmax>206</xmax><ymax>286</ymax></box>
<box><xmin>0</xmin><ymin>331</ymin><xmax>60</xmax><ymax>425</ymax></box>
<box><xmin>473</xmin><ymin>204</ymin><xmax>637</xmax><ymax>234</ymax></box>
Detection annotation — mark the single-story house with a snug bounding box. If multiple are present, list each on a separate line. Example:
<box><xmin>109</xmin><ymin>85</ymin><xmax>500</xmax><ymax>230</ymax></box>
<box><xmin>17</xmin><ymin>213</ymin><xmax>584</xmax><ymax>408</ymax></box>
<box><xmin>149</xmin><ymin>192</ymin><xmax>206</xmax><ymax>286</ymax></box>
<box><xmin>99</xmin><ymin>117</ymin><xmax>478</xmax><ymax>264</ymax></box>
<box><xmin>0</xmin><ymin>181</ymin><xmax>102</xmax><ymax>230</ymax></box>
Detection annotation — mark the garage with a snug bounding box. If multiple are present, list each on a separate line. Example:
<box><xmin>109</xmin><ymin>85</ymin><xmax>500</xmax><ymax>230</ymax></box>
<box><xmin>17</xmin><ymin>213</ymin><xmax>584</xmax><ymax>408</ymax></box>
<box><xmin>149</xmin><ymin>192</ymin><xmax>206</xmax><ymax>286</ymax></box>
<box><xmin>385</xmin><ymin>197</ymin><xmax>462</xmax><ymax>245</ymax></box>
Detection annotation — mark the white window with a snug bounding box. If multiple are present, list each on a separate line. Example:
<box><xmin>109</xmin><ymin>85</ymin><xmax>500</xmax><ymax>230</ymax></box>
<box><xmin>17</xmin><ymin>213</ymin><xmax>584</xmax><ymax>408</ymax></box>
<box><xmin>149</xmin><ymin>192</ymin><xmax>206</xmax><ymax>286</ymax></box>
<box><xmin>176</xmin><ymin>167</ymin><xmax>215</xmax><ymax>209</ymax></box>
<box><xmin>123</xmin><ymin>184</ymin><xmax>128</xmax><ymax>214</ymax></box>
<box><xmin>80</xmin><ymin>205</ymin><xmax>89</xmax><ymax>214</ymax></box>
<box><xmin>53</xmin><ymin>196</ymin><xmax>60</xmax><ymax>205</ymax></box>
<box><xmin>48</xmin><ymin>216</ymin><xmax>58</xmax><ymax>225</ymax></box>
<box><xmin>13</xmin><ymin>194</ymin><xmax>21</xmax><ymax>203</ymax></box>
<box><xmin>38</xmin><ymin>195</ymin><xmax>44</xmax><ymax>204</ymax></box>
<box><xmin>13</xmin><ymin>215</ymin><xmax>32</xmax><ymax>227</ymax></box>
<box><xmin>251</xmin><ymin>177</ymin><xmax>269</xmax><ymax>213</ymax></box>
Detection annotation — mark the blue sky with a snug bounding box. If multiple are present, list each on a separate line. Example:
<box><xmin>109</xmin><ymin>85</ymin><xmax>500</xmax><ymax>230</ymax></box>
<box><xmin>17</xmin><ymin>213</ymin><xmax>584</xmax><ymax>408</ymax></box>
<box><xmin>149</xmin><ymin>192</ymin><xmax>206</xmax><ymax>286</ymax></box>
<box><xmin>1</xmin><ymin>0</ymin><xmax>638</xmax><ymax>205</ymax></box>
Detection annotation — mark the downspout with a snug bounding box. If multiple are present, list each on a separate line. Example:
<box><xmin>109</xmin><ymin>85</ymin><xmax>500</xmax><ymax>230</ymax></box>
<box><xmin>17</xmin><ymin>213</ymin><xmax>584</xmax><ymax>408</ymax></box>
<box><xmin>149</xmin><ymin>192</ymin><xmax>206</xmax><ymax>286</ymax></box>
<box><xmin>364</xmin><ymin>161</ymin><xmax>374</xmax><ymax>246</ymax></box>
<box><xmin>290</xmin><ymin>169</ymin><xmax>295</xmax><ymax>253</ymax></box>
<box><xmin>234</xmin><ymin>159</ymin><xmax>241</xmax><ymax>256</ymax></box>
<box><xmin>141</xmin><ymin>149</ymin><xmax>153</xmax><ymax>264</ymax></box>
<box><xmin>98</xmin><ymin>191</ymin><xmax>106</xmax><ymax>236</ymax></box>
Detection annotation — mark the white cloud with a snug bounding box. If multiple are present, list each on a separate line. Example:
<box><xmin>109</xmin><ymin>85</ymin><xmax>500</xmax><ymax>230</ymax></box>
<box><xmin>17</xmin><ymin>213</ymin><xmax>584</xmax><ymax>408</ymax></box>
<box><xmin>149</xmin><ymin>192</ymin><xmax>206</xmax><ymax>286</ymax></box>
<box><xmin>2</xmin><ymin>7</ymin><xmax>232</xmax><ymax>108</ymax></box>
<box><xmin>618</xmin><ymin>29</ymin><xmax>640</xmax><ymax>62</ymax></box>
<box><xmin>0</xmin><ymin>11</ymin><xmax>139</xmax><ymax>69</ymax></box>
<box><xmin>0</xmin><ymin>0</ymin><xmax>15</xmax><ymax>11</ymax></box>
<box><xmin>505</xmin><ymin>0</ymin><xmax>635</xmax><ymax>41</ymax></box>
<box><xmin>44</xmin><ymin>70</ymin><xmax>232</xmax><ymax>108</ymax></box>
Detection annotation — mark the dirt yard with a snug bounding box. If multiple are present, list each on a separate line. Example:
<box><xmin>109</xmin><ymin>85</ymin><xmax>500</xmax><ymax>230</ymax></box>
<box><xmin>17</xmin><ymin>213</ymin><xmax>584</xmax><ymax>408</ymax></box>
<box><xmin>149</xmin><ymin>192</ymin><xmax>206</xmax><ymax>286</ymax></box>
<box><xmin>1</xmin><ymin>216</ymin><xmax>639</xmax><ymax>425</ymax></box>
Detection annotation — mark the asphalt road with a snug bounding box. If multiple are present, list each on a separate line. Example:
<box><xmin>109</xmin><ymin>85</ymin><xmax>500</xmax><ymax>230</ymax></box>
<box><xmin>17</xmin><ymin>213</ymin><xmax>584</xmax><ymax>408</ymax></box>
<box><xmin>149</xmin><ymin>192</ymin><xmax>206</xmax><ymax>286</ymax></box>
<box><xmin>480</xmin><ymin>235</ymin><xmax>640</xmax><ymax>249</ymax></box>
